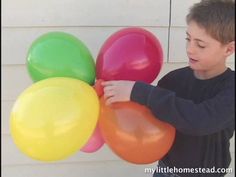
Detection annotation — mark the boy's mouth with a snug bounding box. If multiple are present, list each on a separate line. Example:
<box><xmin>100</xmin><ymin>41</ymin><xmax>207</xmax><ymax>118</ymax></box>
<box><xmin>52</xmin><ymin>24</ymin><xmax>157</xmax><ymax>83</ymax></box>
<box><xmin>189</xmin><ymin>58</ymin><xmax>198</xmax><ymax>63</ymax></box>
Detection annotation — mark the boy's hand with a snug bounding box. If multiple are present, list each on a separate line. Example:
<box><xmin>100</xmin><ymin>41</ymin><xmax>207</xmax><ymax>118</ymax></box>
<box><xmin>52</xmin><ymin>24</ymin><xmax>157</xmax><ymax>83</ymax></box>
<box><xmin>101</xmin><ymin>80</ymin><xmax>135</xmax><ymax>105</ymax></box>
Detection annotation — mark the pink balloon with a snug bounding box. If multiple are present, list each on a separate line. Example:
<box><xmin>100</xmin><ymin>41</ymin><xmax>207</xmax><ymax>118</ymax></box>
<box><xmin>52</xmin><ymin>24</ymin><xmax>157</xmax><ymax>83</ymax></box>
<box><xmin>80</xmin><ymin>125</ymin><xmax>105</xmax><ymax>153</ymax></box>
<box><xmin>96</xmin><ymin>27</ymin><xmax>163</xmax><ymax>83</ymax></box>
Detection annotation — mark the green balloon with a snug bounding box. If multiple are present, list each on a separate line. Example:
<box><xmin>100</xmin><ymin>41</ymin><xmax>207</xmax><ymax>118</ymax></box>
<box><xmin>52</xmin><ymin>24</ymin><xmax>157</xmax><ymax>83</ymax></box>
<box><xmin>27</xmin><ymin>32</ymin><xmax>96</xmax><ymax>85</ymax></box>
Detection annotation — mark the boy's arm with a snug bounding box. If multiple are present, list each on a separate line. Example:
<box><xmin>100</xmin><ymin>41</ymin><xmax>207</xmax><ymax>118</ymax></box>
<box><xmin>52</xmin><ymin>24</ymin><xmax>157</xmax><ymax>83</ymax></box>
<box><xmin>130</xmin><ymin>81</ymin><xmax>235</xmax><ymax>136</ymax></box>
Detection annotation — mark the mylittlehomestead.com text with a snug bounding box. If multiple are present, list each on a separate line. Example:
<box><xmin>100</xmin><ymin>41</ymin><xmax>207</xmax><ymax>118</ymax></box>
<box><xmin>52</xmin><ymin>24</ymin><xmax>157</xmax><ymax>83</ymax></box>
<box><xmin>144</xmin><ymin>166</ymin><xmax>233</xmax><ymax>175</ymax></box>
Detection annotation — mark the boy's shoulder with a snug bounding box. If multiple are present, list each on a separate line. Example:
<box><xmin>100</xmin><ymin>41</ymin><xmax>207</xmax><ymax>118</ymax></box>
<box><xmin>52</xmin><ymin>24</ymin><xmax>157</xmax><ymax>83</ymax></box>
<box><xmin>163</xmin><ymin>66</ymin><xmax>191</xmax><ymax>80</ymax></box>
<box><xmin>223</xmin><ymin>68</ymin><xmax>235</xmax><ymax>87</ymax></box>
<box><xmin>157</xmin><ymin>66</ymin><xmax>191</xmax><ymax>87</ymax></box>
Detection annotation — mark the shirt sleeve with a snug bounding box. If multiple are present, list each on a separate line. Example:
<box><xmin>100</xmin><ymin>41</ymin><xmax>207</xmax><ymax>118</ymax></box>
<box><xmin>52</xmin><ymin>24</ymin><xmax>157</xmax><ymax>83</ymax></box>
<box><xmin>130</xmin><ymin>81</ymin><xmax>235</xmax><ymax>136</ymax></box>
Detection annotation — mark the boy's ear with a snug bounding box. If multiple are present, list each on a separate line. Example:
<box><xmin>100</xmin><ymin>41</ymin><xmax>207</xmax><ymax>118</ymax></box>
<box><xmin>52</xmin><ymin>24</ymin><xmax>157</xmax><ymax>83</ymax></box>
<box><xmin>225</xmin><ymin>41</ymin><xmax>235</xmax><ymax>57</ymax></box>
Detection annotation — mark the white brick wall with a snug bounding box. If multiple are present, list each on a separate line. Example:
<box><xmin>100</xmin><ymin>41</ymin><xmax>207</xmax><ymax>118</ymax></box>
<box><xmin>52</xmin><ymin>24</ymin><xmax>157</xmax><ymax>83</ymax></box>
<box><xmin>2</xmin><ymin>0</ymin><xmax>235</xmax><ymax>177</ymax></box>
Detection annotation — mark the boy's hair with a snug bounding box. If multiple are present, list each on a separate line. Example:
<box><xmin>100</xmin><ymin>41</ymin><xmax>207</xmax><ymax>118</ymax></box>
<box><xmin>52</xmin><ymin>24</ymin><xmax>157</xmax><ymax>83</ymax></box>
<box><xmin>186</xmin><ymin>0</ymin><xmax>235</xmax><ymax>44</ymax></box>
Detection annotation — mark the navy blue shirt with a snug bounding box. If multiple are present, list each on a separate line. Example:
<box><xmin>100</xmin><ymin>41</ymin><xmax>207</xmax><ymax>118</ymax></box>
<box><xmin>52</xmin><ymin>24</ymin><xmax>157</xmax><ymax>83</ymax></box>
<box><xmin>131</xmin><ymin>67</ymin><xmax>235</xmax><ymax>177</ymax></box>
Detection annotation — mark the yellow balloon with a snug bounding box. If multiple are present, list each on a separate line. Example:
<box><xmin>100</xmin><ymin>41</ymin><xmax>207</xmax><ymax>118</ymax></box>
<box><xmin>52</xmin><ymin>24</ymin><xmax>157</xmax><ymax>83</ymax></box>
<box><xmin>10</xmin><ymin>77</ymin><xmax>100</xmax><ymax>161</ymax></box>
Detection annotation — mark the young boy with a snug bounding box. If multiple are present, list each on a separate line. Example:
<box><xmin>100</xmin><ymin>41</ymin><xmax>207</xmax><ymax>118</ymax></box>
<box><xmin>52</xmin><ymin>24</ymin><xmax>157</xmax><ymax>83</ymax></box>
<box><xmin>101</xmin><ymin>0</ymin><xmax>235</xmax><ymax>177</ymax></box>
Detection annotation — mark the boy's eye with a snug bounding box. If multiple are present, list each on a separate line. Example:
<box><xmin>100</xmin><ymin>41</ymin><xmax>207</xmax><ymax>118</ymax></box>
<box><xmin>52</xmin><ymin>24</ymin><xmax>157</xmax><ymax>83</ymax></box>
<box><xmin>197</xmin><ymin>44</ymin><xmax>206</xmax><ymax>49</ymax></box>
<box><xmin>185</xmin><ymin>37</ymin><xmax>190</xmax><ymax>41</ymax></box>
<box><xmin>185</xmin><ymin>38</ymin><xmax>206</xmax><ymax>49</ymax></box>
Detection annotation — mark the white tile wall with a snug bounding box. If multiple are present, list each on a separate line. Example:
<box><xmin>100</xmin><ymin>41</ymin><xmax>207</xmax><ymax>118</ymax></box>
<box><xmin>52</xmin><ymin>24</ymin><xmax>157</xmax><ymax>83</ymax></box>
<box><xmin>2</xmin><ymin>0</ymin><xmax>169</xmax><ymax>27</ymax></box>
<box><xmin>171</xmin><ymin>0</ymin><xmax>200</xmax><ymax>27</ymax></box>
<box><xmin>2</xmin><ymin>160</ymin><xmax>157</xmax><ymax>177</ymax></box>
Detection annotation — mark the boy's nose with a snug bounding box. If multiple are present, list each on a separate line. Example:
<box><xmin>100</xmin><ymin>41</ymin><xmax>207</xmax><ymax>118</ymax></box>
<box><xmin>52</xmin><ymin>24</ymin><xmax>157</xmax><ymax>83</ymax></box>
<box><xmin>186</xmin><ymin>43</ymin><xmax>195</xmax><ymax>55</ymax></box>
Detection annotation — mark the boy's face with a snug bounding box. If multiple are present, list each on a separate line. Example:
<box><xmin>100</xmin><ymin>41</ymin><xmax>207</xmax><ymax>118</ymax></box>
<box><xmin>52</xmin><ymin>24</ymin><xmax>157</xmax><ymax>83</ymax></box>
<box><xmin>185</xmin><ymin>21</ymin><xmax>233</xmax><ymax>72</ymax></box>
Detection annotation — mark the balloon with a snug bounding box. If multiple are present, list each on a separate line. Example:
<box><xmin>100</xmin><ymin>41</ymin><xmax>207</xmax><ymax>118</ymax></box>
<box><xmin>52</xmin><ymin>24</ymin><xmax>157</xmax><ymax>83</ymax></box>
<box><xmin>99</xmin><ymin>97</ymin><xmax>175</xmax><ymax>164</ymax></box>
<box><xmin>93</xmin><ymin>79</ymin><xmax>104</xmax><ymax>97</ymax></box>
<box><xmin>10</xmin><ymin>77</ymin><xmax>100</xmax><ymax>161</ymax></box>
<box><xmin>27</xmin><ymin>31</ymin><xmax>96</xmax><ymax>85</ymax></box>
<box><xmin>96</xmin><ymin>27</ymin><xmax>163</xmax><ymax>83</ymax></box>
<box><xmin>80</xmin><ymin>81</ymin><xmax>105</xmax><ymax>153</ymax></box>
<box><xmin>80</xmin><ymin>125</ymin><xmax>104</xmax><ymax>153</ymax></box>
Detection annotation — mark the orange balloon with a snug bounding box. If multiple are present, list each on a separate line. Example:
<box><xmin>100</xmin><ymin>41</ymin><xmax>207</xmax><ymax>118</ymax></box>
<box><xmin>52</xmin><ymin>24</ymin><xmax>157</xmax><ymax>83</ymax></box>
<box><xmin>99</xmin><ymin>97</ymin><xmax>176</xmax><ymax>164</ymax></box>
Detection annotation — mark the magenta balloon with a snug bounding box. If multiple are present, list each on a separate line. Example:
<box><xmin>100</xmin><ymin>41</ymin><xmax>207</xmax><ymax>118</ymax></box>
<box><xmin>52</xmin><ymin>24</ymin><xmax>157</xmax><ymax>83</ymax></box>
<box><xmin>96</xmin><ymin>27</ymin><xmax>163</xmax><ymax>83</ymax></box>
<box><xmin>80</xmin><ymin>125</ymin><xmax>105</xmax><ymax>153</ymax></box>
